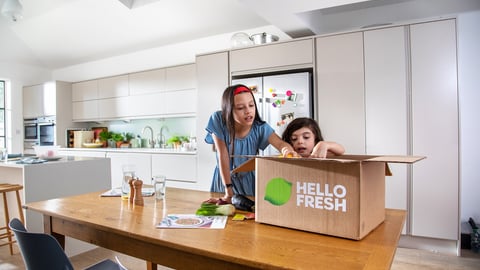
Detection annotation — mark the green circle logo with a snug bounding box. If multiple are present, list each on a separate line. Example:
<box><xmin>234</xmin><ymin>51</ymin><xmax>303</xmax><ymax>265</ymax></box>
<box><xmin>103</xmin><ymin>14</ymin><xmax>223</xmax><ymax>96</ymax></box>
<box><xmin>264</xmin><ymin>177</ymin><xmax>292</xmax><ymax>206</ymax></box>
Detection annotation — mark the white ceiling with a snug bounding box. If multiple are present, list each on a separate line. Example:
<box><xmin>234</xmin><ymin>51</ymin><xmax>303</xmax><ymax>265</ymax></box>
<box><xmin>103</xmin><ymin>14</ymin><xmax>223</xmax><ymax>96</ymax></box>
<box><xmin>0</xmin><ymin>0</ymin><xmax>479</xmax><ymax>69</ymax></box>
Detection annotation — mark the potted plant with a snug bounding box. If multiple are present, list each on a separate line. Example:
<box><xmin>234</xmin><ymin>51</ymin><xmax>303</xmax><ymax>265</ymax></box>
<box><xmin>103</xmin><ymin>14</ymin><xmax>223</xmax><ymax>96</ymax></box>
<box><xmin>123</xmin><ymin>132</ymin><xmax>134</xmax><ymax>143</ymax></box>
<box><xmin>167</xmin><ymin>135</ymin><xmax>189</xmax><ymax>149</ymax></box>
<box><xmin>98</xmin><ymin>131</ymin><xmax>112</xmax><ymax>147</ymax></box>
<box><xmin>111</xmin><ymin>133</ymin><xmax>124</xmax><ymax>148</ymax></box>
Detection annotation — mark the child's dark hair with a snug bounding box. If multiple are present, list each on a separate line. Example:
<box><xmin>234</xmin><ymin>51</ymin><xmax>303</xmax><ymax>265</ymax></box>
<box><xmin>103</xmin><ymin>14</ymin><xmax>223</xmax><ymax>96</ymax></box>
<box><xmin>221</xmin><ymin>84</ymin><xmax>263</xmax><ymax>148</ymax></box>
<box><xmin>282</xmin><ymin>117</ymin><xmax>324</xmax><ymax>145</ymax></box>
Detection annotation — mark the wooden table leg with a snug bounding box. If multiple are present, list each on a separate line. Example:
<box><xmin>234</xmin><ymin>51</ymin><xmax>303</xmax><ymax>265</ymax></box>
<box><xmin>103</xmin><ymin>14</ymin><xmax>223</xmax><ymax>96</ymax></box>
<box><xmin>43</xmin><ymin>215</ymin><xmax>65</xmax><ymax>249</ymax></box>
<box><xmin>147</xmin><ymin>261</ymin><xmax>157</xmax><ymax>270</ymax></box>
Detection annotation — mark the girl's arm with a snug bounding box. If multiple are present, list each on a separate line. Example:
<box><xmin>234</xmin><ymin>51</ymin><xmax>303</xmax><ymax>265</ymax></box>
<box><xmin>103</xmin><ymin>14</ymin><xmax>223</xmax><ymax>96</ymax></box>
<box><xmin>268</xmin><ymin>132</ymin><xmax>299</xmax><ymax>157</ymax></box>
<box><xmin>310</xmin><ymin>141</ymin><xmax>345</xmax><ymax>158</ymax></box>
<box><xmin>211</xmin><ymin>133</ymin><xmax>234</xmax><ymax>201</ymax></box>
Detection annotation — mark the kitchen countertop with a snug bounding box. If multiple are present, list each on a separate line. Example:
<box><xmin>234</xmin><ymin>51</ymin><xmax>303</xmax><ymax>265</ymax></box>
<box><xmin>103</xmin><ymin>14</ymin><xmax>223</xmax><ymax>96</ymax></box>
<box><xmin>0</xmin><ymin>156</ymin><xmax>107</xmax><ymax>168</ymax></box>
<box><xmin>60</xmin><ymin>147</ymin><xmax>197</xmax><ymax>155</ymax></box>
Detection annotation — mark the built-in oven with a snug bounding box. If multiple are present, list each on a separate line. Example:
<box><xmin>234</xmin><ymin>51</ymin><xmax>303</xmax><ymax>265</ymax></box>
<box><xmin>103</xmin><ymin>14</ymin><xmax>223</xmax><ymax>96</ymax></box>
<box><xmin>24</xmin><ymin>119</ymin><xmax>38</xmax><ymax>151</ymax></box>
<box><xmin>38</xmin><ymin>116</ymin><xmax>56</xmax><ymax>146</ymax></box>
<box><xmin>24</xmin><ymin>116</ymin><xmax>56</xmax><ymax>153</ymax></box>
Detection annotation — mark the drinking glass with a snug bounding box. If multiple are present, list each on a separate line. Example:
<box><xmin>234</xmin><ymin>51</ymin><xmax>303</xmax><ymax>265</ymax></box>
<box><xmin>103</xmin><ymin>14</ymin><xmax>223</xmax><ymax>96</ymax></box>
<box><xmin>153</xmin><ymin>175</ymin><xmax>166</xmax><ymax>200</ymax></box>
<box><xmin>122</xmin><ymin>165</ymin><xmax>136</xmax><ymax>200</ymax></box>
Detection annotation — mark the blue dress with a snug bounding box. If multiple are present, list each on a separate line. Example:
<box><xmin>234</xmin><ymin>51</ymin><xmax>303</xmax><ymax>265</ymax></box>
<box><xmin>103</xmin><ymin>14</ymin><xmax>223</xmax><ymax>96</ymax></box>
<box><xmin>205</xmin><ymin>111</ymin><xmax>274</xmax><ymax>196</ymax></box>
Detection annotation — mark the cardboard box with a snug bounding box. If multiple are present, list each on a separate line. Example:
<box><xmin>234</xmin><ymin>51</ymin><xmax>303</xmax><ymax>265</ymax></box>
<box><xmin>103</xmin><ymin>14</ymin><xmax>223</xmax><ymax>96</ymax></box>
<box><xmin>234</xmin><ymin>155</ymin><xmax>424</xmax><ymax>240</ymax></box>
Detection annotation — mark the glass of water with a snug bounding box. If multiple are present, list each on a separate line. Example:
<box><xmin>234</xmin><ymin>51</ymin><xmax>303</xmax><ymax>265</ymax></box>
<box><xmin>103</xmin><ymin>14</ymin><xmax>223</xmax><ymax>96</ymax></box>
<box><xmin>122</xmin><ymin>165</ymin><xmax>136</xmax><ymax>200</ymax></box>
<box><xmin>153</xmin><ymin>175</ymin><xmax>166</xmax><ymax>200</ymax></box>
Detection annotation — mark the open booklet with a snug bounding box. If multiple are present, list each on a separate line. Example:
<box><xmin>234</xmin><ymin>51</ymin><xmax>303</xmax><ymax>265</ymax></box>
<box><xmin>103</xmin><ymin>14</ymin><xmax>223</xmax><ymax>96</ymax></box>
<box><xmin>100</xmin><ymin>187</ymin><xmax>154</xmax><ymax>197</ymax></box>
<box><xmin>156</xmin><ymin>214</ymin><xmax>227</xmax><ymax>229</ymax></box>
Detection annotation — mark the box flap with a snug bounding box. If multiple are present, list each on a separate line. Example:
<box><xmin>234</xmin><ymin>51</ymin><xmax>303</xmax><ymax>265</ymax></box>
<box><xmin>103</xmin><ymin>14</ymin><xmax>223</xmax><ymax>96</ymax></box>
<box><xmin>231</xmin><ymin>156</ymin><xmax>256</xmax><ymax>173</ymax></box>
<box><xmin>231</xmin><ymin>154</ymin><xmax>426</xmax><ymax>174</ymax></box>
<box><xmin>363</xmin><ymin>155</ymin><xmax>426</xmax><ymax>163</ymax></box>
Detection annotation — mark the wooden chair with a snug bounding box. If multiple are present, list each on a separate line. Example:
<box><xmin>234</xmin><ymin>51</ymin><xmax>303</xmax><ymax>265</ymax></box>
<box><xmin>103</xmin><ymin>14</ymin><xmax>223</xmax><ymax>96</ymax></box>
<box><xmin>0</xmin><ymin>184</ymin><xmax>25</xmax><ymax>255</ymax></box>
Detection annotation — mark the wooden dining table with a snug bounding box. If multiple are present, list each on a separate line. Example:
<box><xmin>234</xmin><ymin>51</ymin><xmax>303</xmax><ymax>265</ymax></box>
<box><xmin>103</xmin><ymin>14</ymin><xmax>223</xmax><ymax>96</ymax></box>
<box><xmin>24</xmin><ymin>187</ymin><xmax>406</xmax><ymax>270</ymax></box>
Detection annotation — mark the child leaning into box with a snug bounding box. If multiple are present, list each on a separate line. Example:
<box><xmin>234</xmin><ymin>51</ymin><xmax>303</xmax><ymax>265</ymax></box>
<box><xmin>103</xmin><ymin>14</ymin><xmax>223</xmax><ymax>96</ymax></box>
<box><xmin>282</xmin><ymin>117</ymin><xmax>344</xmax><ymax>158</ymax></box>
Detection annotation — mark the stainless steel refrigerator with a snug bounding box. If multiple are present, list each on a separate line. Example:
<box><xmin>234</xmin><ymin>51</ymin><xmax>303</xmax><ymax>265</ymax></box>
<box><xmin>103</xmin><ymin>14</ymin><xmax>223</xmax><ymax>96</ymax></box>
<box><xmin>232</xmin><ymin>70</ymin><xmax>313</xmax><ymax>155</ymax></box>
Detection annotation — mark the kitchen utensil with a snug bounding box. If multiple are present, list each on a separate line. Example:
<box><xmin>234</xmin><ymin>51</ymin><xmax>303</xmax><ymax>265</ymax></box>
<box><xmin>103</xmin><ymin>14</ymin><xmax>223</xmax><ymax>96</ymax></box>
<box><xmin>250</xmin><ymin>32</ymin><xmax>279</xmax><ymax>45</ymax></box>
<box><xmin>231</xmin><ymin>32</ymin><xmax>253</xmax><ymax>48</ymax></box>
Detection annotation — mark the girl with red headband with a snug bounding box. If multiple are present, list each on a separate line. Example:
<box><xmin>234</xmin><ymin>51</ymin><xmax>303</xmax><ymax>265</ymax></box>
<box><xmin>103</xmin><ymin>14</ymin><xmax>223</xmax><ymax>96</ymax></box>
<box><xmin>205</xmin><ymin>84</ymin><xmax>298</xmax><ymax>203</ymax></box>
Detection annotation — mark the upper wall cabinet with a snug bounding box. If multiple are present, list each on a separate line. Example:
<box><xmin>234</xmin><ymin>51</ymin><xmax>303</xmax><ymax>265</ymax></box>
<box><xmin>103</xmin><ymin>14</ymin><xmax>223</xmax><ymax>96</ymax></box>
<box><xmin>129</xmin><ymin>68</ymin><xmax>166</xmax><ymax>95</ymax></box>
<box><xmin>165</xmin><ymin>64</ymin><xmax>196</xmax><ymax>91</ymax></box>
<box><xmin>72</xmin><ymin>80</ymin><xmax>98</xmax><ymax>101</ymax></box>
<box><xmin>98</xmin><ymin>75</ymin><xmax>129</xmax><ymax>99</ymax></box>
<box><xmin>72</xmin><ymin>63</ymin><xmax>197</xmax><ymax>121</ymax></box>
<box><xmin>23</xmin><ymin>84</ymin><xmax>47</xmax><ymax>118</ymax></box>
<box><xmin>230</xmin><ymin>39</ymin><xmax>314</xmax><ymax>74</ymax></box>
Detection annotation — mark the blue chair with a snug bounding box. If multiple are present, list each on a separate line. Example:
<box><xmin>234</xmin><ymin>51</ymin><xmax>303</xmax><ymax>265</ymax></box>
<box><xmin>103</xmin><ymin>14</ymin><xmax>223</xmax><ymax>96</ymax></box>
<box><xmin>9</xmin><ymin>218</ymin><xmax>127</xmax><ymax>270</ymax></box>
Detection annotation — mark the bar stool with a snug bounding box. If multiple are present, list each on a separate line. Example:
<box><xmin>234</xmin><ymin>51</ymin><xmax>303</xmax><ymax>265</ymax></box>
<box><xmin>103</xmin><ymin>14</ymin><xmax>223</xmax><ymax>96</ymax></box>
<box><xmin>0</xmin><ymin>184</ymin><xmax>25</xmax><ymax>255</ymax></box>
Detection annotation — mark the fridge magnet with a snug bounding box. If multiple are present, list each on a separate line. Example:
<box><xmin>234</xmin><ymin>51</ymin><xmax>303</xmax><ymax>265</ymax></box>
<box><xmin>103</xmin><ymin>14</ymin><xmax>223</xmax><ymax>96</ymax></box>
<box><xmin>286</xmin><ymin>90</ymin><xmax>297</xmax><ymax>101</ymax></box>
<box><xmin>276</xmin><ymin>112</ymin><xmax>294</xmax><ymax>127</ymax></box>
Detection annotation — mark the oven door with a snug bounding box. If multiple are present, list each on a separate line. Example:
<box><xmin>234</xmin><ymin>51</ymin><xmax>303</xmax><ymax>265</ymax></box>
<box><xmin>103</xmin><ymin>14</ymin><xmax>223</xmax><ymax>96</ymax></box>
<box><xmin>38</xmin><ymin>122</ymin><xmax>55</xmax><ymax>146</ymax></box>
<box><xmin>24</xmin><ymin>122</ymin><xmax>38</xmax><ymax>141</ymax></box>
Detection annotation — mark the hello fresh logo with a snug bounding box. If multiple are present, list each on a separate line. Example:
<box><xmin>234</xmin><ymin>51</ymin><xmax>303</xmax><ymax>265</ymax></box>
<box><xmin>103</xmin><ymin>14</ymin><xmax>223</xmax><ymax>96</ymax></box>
<box><xmin>264</xmin><ymin>178</ymin><xmax>347</xmax><ymax>212</ymax></box>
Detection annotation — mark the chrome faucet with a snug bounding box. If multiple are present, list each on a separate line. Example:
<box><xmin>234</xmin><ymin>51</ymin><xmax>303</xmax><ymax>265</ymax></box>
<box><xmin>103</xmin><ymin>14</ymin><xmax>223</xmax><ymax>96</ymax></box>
<box><xmin>142</xmin><ymin>125</ymin><xmax>155</xmax><ymax>148</ymax></box>
<box><xmin>159</xmin><ymin>125</ymin><xmax>169</xmax><ymax>148</ymax></box>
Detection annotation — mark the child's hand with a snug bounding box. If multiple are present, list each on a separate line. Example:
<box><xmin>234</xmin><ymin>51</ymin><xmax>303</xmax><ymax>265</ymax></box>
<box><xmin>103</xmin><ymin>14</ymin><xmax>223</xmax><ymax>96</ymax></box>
<box><xmin>281</xmin><ymin>147</ymin><xmax>300</xmax><ymax>158</ymax></box>
<box><xmin>310</xmin><ymin>142</ymin><xmax>330</xmax><ymax>158</ymax></box>
<box><xmin>310</xmin><ymin>141</ymin><xmax>345</xmax><ymax>158</ymax></box>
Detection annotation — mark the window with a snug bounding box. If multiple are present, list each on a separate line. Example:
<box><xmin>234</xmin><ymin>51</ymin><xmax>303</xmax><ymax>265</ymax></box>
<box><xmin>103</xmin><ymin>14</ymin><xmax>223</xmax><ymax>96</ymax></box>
<box><xmin>0</xmin><ymin>80</ymin><xmax>5</xmax><ymax>148</ymax></box>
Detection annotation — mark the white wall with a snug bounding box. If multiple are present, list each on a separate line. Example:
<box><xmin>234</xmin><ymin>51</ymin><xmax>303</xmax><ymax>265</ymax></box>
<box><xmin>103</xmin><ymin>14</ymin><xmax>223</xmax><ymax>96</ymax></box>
<box><xmin>0</xmin><ymin>62</ymin><xmax>51</xmax><ymax>154</ymax></box>
<box><xmin>52</xmin><ymin>25</ymin><xmax>290</xmax><ymax>82</ymax></box>
<box><xmin>458</xmin><ymin>10</ymin><xmax>480</xmax><ymax>226</ymax></box>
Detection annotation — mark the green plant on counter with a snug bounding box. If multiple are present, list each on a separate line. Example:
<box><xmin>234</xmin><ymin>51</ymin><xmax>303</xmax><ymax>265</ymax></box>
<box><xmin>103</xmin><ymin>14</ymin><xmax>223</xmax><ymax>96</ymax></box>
<box><xmin>111</xmin><ymin>133</ymin><xmax>124</xmax><ymax>142</ymax></box>
<box><xmin>123</xmin><ymin>132</ymin><xmax>134</xmax><ymax>142</ymax></box>
<box><xmin>99</xmin><ymin>131</ymin><xmax>112</xmax><ymax>142</ymax></box>
<box><xmin>167</xmin><ymin>135</ymin><xmax>189</xmax><ymax>145</ymax></box>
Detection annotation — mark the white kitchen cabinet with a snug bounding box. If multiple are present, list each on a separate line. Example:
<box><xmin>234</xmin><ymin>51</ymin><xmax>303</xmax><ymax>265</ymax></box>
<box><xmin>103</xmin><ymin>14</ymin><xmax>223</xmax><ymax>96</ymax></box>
<box><xmin>315</xmin><ymin>32</ymin><xmax>365</xmax><ymax>153</ymax></box>
<box><xmin>364</xmin><ymin>26</ymin><xmax>409</xmax><ymax>233</ymax></box>
<box><xmin>98</xmin><ymin>96</ymin><xmax>131</xmax><ymax>119</ymax></box>
<box><xmin>165</xmin><ymin>64</ymin><xmax>196</xmax><ymax>91</ymax></box>
<box><xmin>410</xmin><ymin>19</ymin><xmax>458</xmax><ymax>240</ymax></box>
<box><xmin>151</xmin><ymin>154</ymin><xmax>197</xmax><ymax>182</ymax></box>
<box><xmin>72</xmin><ymin>100</ymin><xmax>98</xmax><ymax>121</ymax></box>
<box><xmin>162</xmin><ymin>89</ymin><xmax>196</xmax><ymax>116</ymax></box>
<box><xmin>195</xmin><ymin>51</ymin><xmax>229</xmax><ymax>190</ymax></box>
<box><xmin>129</xmin><ymin>68</ymin><xmax>165</xmax><ymax>95</ymax></box>
<box><xmin>72</xmin><ymin>80</ymin><xmax>99</xmax><ymax>121</ymax></box>
<box><xmin>23</xmin><ymin>84</ymin><xmax>46</xmax><ymax>118</ymax></box>
<box><xmin>72</xmin><ymin>80</ymin><xmax>98</xmax><ymax>101</ymax></box>
<box><xmin>23</xmin><ymin>81</ymin><xmax>79</xmax><ymax>148</ymax></box>
<box><xmin>98</xmin><ymin>75</ymin><xmax>129</xmax><ymax>99</ymax></box>
<box><xmin>107</xmin><ymin>152</ymin><xmax>152</xmax><ymax>189</ymax></box>
<box><xmin>230</xmin><ymin>38</ymin><xmax>314</xmax><ymax>74</ymax></box>
<box><xmin>316</xmin><ymin>19</ymin><xmax>458</xmax><ymax>243</ymax></box>
<box><xmin>128</xmin><ymin>92</ymin><xmax>164</xmax><ymax>117</ymax></box>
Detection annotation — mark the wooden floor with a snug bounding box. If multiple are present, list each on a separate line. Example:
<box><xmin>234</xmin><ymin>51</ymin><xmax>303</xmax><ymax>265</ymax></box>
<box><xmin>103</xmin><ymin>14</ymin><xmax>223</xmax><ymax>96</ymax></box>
<box><xmin>1</xmin><ymin>241</ymin><xmax>479</xmax><ymax>270</ymax></box>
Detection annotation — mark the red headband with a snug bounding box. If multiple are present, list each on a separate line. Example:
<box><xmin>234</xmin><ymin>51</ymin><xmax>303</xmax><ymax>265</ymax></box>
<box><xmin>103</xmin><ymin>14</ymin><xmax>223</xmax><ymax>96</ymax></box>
<box><xmin>233</xmin><ymin>86</ymin><xmax>251</xmax><ymax>96</ymax></box>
